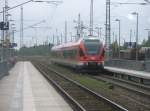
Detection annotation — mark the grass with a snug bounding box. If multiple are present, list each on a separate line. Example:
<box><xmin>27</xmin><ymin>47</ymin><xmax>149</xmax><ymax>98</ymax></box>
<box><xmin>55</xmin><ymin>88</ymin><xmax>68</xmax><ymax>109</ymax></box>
<box><xmin>76</xmin><ymin>76</ymin><xmax>113</xmax><ymax>90</ymax></box>
<box><xmin>49</xmin><ymin>64</ymin><xmax>114</xmax><ymax>92</ymax></box>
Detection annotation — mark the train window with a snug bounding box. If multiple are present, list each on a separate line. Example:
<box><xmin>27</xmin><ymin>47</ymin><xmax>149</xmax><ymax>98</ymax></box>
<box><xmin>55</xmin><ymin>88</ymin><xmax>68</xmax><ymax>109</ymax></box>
<box><xmin>69</xmin><ymin>49</ymin><xmax>77</xmax><ymax>58</ymax></box>
<box><xmin>63</xmin><ymin>50</ymin><xmax>68</xmax><ymax>58</ymax></box>
<box><xmin>84</xmin><ymin>40</ymin><xmax>100</xmax><ymax>55</ymax></box>
<box><xmin>72</xmin><ymin>50</ymin><xmax>77</xmax><ymax>58</ymax></box>
<box><xmin>62</xmin><ymin>49</ymin><xmax>78</xmax><ymax>59</ymax></box>
<box><xmin>73</xmin><ymin>50</ymin><xmax>77</xmax><ymax>56</ymax></box>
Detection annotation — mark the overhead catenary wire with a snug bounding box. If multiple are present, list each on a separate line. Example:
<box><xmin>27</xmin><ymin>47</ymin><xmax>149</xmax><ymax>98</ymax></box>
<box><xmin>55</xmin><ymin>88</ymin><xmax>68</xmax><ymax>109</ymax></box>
<box><xmin>0</xmin><ymin>0</ymin><xmax>63</xmax><ymax>14</ymax></box>
<box><xmin>13</xmin><ymin>20</ymin><xmax>46</xmax><ymax>34</ymax></box>
<box><xmin>0</xmin><ymin>0</ymin><xmax>33</xmax><ymax>13</ymax></box>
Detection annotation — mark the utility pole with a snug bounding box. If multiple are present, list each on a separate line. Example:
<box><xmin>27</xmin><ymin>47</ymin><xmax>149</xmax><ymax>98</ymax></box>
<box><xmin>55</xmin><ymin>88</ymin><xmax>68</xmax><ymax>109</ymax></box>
<box><xmin>132</xmin><ymin>12</ymin><xmax>139</xmax><ymax>61</ymax></box>
<box><xmin>1</xmin><ymin>0</ymin><xmax>9</xmax><ymax>61</ymax></box>
<box><xmin>5</xmin><ymin>0</ymin><xmax>9</xmax><ymax>47</ymax></box>
<box><xmin>96</xmin><ymin>27</ymin><xmax>100</xmax><ymax>38</ymax></box>
<box><xmin>10</xmin><ymin>23</ymin><xmax>15</xmax><ymax>44</ymax></box>
<box><xmin>78</xmin><ymin>14</ymin><xmax>81</xmax><ymax>39</ymax></box>
<box><xmin>20</xmin><ymin>6</ymin><xmax>23</xmax><ymax>48</ymax></box>
<box><xmin>56</xmin><ymin>28</ymin><xmax>59</xmax><ymax>45</ymax></box>
<box><xmin>130</xmin><ymin>29</ymin><xmax>132</xmax><ymax>43</ymax></box>
<box><xmin>32</xmin><ymin>28</ymin><xmax>38</xmax><ymax>46</ymax></box>
<box><xmin>130</xmin><ymin>29</ymin><xmax>132</xmax><ymax>48</ymax></box>
<box><xmin>136</xmin><ymin>13</ymin><xmax>139</xmax><ymax>61</ymax></box>
<box><xmin>61</xmin><ymin>33</ymin><xmax>63</xmax><ymax>44</ymax></box>
<box><xmin>53</xmin><ymin>34</ymin><xmax>55</xmax><ymax>45</ymax></box>
<box><xmin>112</xmin><ymin>32</ymin><xmax>115</xmax><ymax>43</ymax></box>
<box><xmin>89</xmin><ymin>0</ymin><xmax>93</xmax><ymax>36</ymax></box>
<box><xmin>148</xmin><ymin>31</ymin><xmax>150</xmax><ymax>41</ymax></box>
<box><xmin>106</xmin><ymin>0</ymin><xmax>111</xmax><ymax>60</ymax></box>
<box><xmin>1</xmin><ymin>7</ymin><xmax>5</xmax><ymax>62</ymax></box>
<box><xmin>80</xmin><ymin>21</ymin><xmax>84</xmax><ymax>37</ymax></box>
<box><xmin>70</xmin><ymin>32</ymin><xmax>72</xmax><ymax>42</ymax></box>
<box><xmin>95</xmin><ymin>27</ymin><xmax>102</xmax><ymax>39</ymax></box>
<box><xmin>12</xmin><ymin>30</ymin><xmax>15</xmax><ymax>44</ymax></box>
<box><xmin>100</xmin><ymin>27</ymin><xmax>102</xmax><ymax>39</ymax></box>
<box><xmin>74</xmin><ymin>14</ymin><xmax>83</xmax><ymax>40</ymax></box>
<box><xmin>65</xmin><ymin>21</ymin><xmax>67</xmax><ymax>43</ymax></box>
<box><xmin>115</xmin><ymin>19</ymin><xmax>121</xmax><ymax>59</ymax></box>
<box><xmin>115</xmin><ymin>34</ymin><xmax>118</xmax><ymax>56</ymax></box>
<box><xmin>118</xmin><ymin>20</ymin><xmax>120</xmax><ymax>59</ymax></box>
<box><xmin>46</xmin><ymin>36</ymin><xmax>49</xmax><ymax>45</ymax></box>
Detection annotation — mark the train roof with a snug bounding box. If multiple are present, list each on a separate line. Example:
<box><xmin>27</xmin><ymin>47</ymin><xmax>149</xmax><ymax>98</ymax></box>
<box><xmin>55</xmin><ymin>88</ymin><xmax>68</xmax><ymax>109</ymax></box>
<box><xmin>51</xmin><ymin>37</ymin><xmax>102</xmax><ymax>51</ymax></box>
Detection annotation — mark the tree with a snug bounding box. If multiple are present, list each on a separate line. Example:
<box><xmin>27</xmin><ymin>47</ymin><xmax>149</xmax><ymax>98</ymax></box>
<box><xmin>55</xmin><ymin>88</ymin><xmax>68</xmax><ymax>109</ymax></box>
<box><xmin>111</xmin><ymin>39</ymin><xmax>119</xmax><ymax>58</ymax></box>
<box><xmin>142</xmin><ymin>39</ymin><xmax>150</xmax><ymax>47</ymax></box>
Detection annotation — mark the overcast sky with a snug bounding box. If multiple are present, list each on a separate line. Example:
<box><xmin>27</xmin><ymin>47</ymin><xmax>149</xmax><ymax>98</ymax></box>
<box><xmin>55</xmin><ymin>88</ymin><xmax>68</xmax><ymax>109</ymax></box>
<box><xmin>0</xmin><ymin>0</ymin><xmax>150</xmax><ymax>48</ymax></box>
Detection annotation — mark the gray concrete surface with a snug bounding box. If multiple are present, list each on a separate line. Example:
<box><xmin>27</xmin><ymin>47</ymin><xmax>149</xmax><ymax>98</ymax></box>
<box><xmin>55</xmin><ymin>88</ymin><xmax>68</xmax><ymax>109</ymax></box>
<box><xmin>0</xmin><ymin>61</ymin><xmax>73</xmax><ymax>111</ymax></box>
<box><xmin>105</xmin><ymin>60</ymin><xmax>145</xmax><ymax>71</ymax></box>
<box><xmin>105</xmin><ymin>66</ymin><xmax>150</xmax><ymax>80</ymax></box>
<box><xmin>105</xmin><ymin>59</ymin><xmax>150</xmax><ymax>72</ymax></box>
<box><xmin>145</xmin><ymin>61</ymin><xmax>150</xmax><ymax>72</ymax></box>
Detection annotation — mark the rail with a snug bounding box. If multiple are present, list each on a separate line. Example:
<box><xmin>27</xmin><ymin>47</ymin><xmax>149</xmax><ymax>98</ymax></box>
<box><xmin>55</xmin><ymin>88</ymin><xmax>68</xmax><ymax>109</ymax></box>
<box><xmin>32</xmin><ymin>61</ymin><xmax>128</xmax><ymax>111</ymax></box>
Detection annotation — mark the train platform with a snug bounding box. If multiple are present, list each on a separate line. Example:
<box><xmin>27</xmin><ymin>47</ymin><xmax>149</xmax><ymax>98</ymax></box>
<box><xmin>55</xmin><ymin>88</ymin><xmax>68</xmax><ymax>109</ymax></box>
<box><xmin>0</xmin><ymin>61</ymin><xmax>73</xmax><ymax>111</ymax></box>
<box><xmin>105</xmin><ymin>66</ymin><xmax>150</xmax><ymax>80</ymax></box>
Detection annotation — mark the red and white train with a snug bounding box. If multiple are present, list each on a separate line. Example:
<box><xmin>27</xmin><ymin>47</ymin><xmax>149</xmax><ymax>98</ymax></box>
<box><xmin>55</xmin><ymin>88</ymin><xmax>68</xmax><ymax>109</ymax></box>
<box><xmin>51</xmin><ymin>37</ymin><xmax>105</xmax><ymax>71</ymax></box>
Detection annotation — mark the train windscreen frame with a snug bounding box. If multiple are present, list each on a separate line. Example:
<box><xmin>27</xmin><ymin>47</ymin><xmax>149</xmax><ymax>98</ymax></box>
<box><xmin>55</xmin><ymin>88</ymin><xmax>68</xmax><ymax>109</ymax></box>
<box><xmin>84</xmin><ymin>39</ymin><xmax>101</xmax><ymax>55</ymax></box>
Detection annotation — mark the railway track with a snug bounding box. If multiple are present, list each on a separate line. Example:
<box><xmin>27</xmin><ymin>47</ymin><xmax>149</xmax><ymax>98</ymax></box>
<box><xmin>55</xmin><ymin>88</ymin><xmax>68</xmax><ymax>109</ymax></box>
<box><xmin>29</xmin><ymin>57</ymin><xmax>150</xmax><ymax>98</ymax></box>
<box><xmin>92</xmin><ymin>74</ymin><xmax>150</xmax><ymax>97</ymax></box>
<box><xmin>32</xmin><ymin>61</ymin><xmax>128</xmax><ymax>111</ymax></box>
<box><xmin>48</xmin><ymin>62</ymin><xmax>150</xmax><ymax>98</ymax></box>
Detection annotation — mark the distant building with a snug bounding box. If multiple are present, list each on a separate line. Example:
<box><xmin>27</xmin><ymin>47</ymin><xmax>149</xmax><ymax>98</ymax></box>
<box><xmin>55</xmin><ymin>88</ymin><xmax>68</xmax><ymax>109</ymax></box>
<box><xmin>124</xmin><ymin>42</ymin><xmax>136</xmax><ymax>49</ymax></box>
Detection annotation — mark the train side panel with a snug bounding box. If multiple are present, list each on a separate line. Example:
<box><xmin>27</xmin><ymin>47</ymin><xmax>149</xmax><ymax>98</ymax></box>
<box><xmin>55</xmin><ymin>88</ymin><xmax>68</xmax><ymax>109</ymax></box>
<box><xmin>51</xmin><ymin>38</ymin><xmax>105</xmax><ymax>71</ymax></box>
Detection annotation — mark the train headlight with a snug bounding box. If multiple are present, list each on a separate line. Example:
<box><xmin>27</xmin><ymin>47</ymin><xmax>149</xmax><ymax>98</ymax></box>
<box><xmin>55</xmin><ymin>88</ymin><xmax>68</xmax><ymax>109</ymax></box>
<box><xmin>78</xmin><ymin>62</ymin><xmax>84</xmax><ymax>66</ymax></box>
<box><xmin>84</xmin><ymin>62</ymin><xmax>88</xmax><ymax>66</ymax></box>
<box><xmin>98</xmin><ymin>62</ymin><xmax>104</xmax><ymax>66</ymax></box>
<box><xmin>98</xmin><ymin>63</ymin><xmax>101</xmax><ymax>65</ymax></box>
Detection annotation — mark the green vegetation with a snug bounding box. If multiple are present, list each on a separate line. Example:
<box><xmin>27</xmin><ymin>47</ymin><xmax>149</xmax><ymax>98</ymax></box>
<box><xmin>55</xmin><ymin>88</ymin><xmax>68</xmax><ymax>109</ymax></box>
<box><xmin>142</xmin><ymin>39</ymin><xmax>150</xmax><ymax>47</ymax></box>
<box><xmin>77</xmin><ymin>76</ymin><xmax>114</xmax><ymax>91</ymax></box>
<box><xmin>18</xmin><ymin>44</ymin><xmax>53</xmax><ymax>56</ymax></box>
<box><xmin>111</xmin><ymin>40</ymin><xmax>119</xmax><ymax>58</ymax></box>
<box><xmin>49</xmin><ymin>64</ymin><xmax>114</xmax><ymax>92</ymax></box>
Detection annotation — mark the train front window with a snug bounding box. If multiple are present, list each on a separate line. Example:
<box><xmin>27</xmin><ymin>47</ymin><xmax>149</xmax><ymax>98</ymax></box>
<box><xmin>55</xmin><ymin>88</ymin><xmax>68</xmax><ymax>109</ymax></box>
<box><xmin>84</xmin><ymin>40</ymin><xmax>100</xmax><ymax>55</ymax></box>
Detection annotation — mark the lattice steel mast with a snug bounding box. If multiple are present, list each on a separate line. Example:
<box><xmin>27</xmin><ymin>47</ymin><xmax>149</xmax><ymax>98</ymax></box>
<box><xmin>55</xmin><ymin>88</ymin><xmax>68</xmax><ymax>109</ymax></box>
<box><xmin>89</xmin><ymin>0</ymin><xmax>93</xmax><ymax>36</ymax></box>
<box><xmin>105</xmin><ymin>0</ymin><xmax>111</xmax><ymax>59</ymax></box>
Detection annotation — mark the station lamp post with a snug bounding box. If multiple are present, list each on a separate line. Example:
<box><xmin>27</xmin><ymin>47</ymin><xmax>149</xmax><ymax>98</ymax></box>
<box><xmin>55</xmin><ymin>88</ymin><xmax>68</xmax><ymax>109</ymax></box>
<box><xmin>104</xmin><ymin>1</ymin><xmax>148</xmax><ymax>60</ymax></box>
<box><xmin>115</xmin><ymin>19</ymin><xmax>121</xmax><ymax>59</ymax></box>
<box><xmin>132</xmin><ymin>12</ymin><xmax>139</xmax><ymax>61</ymax></box>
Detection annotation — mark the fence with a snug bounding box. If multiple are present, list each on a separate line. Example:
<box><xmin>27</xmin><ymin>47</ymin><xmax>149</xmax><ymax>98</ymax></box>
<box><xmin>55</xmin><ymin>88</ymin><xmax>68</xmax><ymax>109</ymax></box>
<box><xmin>105</xmin><ymin>59</ymin><xmax>150</xmax><ymax>72</ymax></box>
<box><xmin>0</xmin><ymin>61</ymin><xmax>9</xmax><ymax>79</ymax></box>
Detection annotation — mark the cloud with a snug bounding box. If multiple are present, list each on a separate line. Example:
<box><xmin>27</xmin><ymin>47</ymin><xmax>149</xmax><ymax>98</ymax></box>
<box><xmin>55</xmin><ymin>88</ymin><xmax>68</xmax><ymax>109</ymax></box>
<box><xmin>127</xmin><ymin>14</ymin><xmax>134</xmax><ymax>21</ymax></box>
<box><xmin>148</xmin><ymin>18</ymin><xmax>150</xmax><ymax>23</ymax></box>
